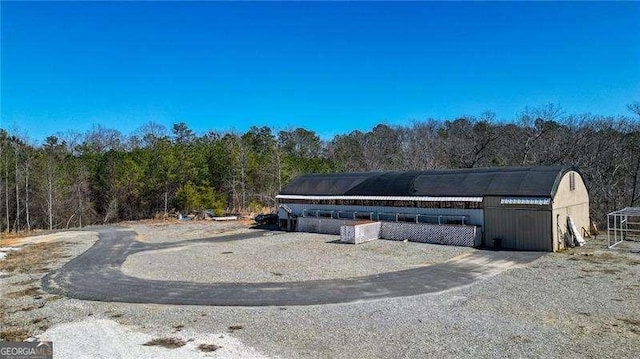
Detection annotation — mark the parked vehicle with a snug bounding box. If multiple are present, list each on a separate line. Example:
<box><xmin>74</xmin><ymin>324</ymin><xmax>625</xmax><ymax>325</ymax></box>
<box><xmin>254</xmin><ymin>213</ymin><xmax>279</xmax><ymax>225</ymax></box>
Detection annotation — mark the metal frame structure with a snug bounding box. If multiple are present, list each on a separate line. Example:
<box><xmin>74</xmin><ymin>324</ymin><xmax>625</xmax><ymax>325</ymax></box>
<box><xmin>607</xmin><ymin>207</ymin><xmax>640</xmax><ymax>248</ymax></box>
<box><xmin>301</xmin><ymin>208</ymin><xmax>469</xmax><ymax>225</ymax></box>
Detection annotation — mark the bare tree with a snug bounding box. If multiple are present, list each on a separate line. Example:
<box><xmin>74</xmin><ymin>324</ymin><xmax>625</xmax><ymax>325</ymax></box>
<box><xmin>400</xmin><ymin>120</ymin><xmax>439</xmax><ymax>170</ymax></box>
<box><xmin>626</xmin><ymin>104</ymin><xmax>640</xmax><ymax>206</ymax></box>
<box><xmin>328</xmin><ymin>131</ymin><xmax>367</xmax><ymax>172</ymax></box>
<box><xmin>24</xmin><ymin>147</ymin><xmax>33</xmax><ymax>231</ymax></box>
<box><xmin>361</xmin><ymin>124</ymin><xmax>404</xmax><ymax>170</ymax></box>
<box><xmin>43</xmin><ymin>136</ymin><xmax>65</xmax><ymax>230</ymax></box>
<box><xmin>13</xmin><ymin>141</ymin><xmax>20</xmax><ymax>232</ymax></box>
<box><xmin>1</xmin><ymin>132</ymin><xmax>9</xmax><ymax>232</ymax></box>
<box><xmin>438</xmin><ymin>115</ymin><xmax>500</xmax><ymax>168</ymax></box>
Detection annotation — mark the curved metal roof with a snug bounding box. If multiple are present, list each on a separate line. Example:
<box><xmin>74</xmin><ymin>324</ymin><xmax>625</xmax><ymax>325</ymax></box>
<box><xmin>279</xmin><ymin>166</ymin><xmax>579</xmax><ymax>199</ymax></box>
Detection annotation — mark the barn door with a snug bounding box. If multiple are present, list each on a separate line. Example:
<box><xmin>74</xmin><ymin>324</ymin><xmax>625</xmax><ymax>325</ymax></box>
<box><xmin>514</xmin><ymin>210</ymin><xmax>552</xmax><ymax>251</ymax></box>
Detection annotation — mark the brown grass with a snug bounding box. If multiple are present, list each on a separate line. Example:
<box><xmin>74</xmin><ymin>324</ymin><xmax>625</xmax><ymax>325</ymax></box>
<box><xmin>510</xmin><ymin>335</ymin><xmax>533</xmax><ymax>343</ymax></box>
<box><xmin>12</xmin><ymin>278</ymin><xmax>39</xmax><ymax>286</ymax></box>
<box><xmin>0</xmin><ymin>327</ymin><xmax>31</xmax><ymax>341</ymax></box>
<box><xmin>0</xmin><ymin>241</ymin><xmax>68</xmax><ymax>273</ymax></box>
<box><xmin>198</xmin><ymin>343</ymin><xmax>221</xmax><ymax>352</ymax></box>
<box><xmin>618</xmin><ymin>318</ymin><xmax>640</xmax><ymax>326</ymax></box>
<box><xmin>228</xmin><ymin>325</ymin><xmax>243</xmax><ymax>332</ymax></box>
<box><xmin>38</xmin><ymin>324</ymin><xmax>49</xmax><ymax>331</ymax></box>
<box><xmin>568</xmin><ymin>251</ymin><xmax>640</xmax><ymax>266</ymax></box>
<box><xmin>142</xmin><ymin>337</ymin><xmax>187</xmax><ymax>349</ymax></box>
<box><xmin>31</xmin><ymin>317</ymin><xmax>47</xmax><ymax>324</ymax></box>
<box><xmin>0</xmin><ymin>230</ymin><xmax>45</xmax><ymax>246</ymax></box>
<box><xmin>580</xmin><ymin>268</ymin><xmax>622</xmax><ymax>275</ymax></box>
<box><xmin>122</xmin><ymin>218</ymin><xmax>182</xmax><ymax>227</ymax></box>
<box><xmin>6</xmin><ymin>286</ymin><xmax>42</xmax><ymax>298</ymax></box>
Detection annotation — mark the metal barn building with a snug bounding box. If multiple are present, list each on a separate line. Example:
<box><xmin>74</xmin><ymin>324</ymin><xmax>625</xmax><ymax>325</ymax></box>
<box><xmin>276</xmin><ymin>166</ymin><xmax>590</xmax><ymax>251</ymax></box>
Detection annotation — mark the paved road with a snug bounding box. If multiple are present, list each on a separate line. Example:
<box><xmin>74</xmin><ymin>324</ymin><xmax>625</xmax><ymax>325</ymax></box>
<box><xmin>42</xmin><ymin>227</ymin><xmax>543</xmax><ymax>306</ymax></box>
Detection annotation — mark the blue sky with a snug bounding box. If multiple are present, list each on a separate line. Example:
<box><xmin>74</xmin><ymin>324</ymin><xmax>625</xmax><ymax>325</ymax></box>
<box><xmin>1</xmin><ymin>1</ymin><xmax>639</xmax><ymax>143</ymax></box>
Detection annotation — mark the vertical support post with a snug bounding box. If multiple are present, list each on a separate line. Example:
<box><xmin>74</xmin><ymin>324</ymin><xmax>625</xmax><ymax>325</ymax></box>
<box><xmin>607</xmin><ymin>212</ymin><xmax>611</xmax><ymax>247</ymax></box>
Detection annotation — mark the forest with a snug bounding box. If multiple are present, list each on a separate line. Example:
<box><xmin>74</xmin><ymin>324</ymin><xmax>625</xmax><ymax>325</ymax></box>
<box><xmin>1</xmin><ymin>103</ymin><xmax>638</xmax><ymax>233</ymax></box>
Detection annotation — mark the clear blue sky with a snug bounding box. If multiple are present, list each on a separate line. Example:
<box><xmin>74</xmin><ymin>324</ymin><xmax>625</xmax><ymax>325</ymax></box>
<box><xmin>2</xmin><ymin>1</ymin><xmax>639</xmax><ymax>143</ymax></box>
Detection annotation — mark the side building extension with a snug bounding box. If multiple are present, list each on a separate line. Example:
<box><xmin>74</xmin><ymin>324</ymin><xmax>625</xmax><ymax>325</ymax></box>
<box><xmin>276</xmin><ymin>166</ymin><xmax>590</xmax><ymax>251</ymax></box>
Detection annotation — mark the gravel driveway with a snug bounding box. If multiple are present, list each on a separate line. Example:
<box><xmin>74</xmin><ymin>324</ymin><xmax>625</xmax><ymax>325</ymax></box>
<box><xmin>42</xmin><ymin>226</ymin><xmax>540</xmax><ymax>306</ymax></box>
<box><xmin>2</xmin><ymin>222</ymin><xmax>638</xmax><ymax>358</ymax></box>
<box><xmin>122</xmin><ymin>232</ymin><xmax>473</xmax><ymax>283</ymax></box>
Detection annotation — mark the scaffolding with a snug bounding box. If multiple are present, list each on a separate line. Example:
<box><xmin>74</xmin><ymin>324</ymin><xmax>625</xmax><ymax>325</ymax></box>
<box><xmin>607</xmin><ymin>207</ymin><xmax>640</xmax><ymax>248</ymax></box>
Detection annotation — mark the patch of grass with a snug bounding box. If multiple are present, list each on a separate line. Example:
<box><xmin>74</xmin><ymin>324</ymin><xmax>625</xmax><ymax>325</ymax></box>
<box><xmin>173</xmin><ymin>325</ymin><xmax>184</xmax><ymax>332</ymax></box>
<box><xmin>0</xmin><ymin>241</ymin><xmax>69</xmax><ymax>274</ymax></box>
<box><xmin>228</xmin><ymin>325</ymin><xmax>243</xmax><ymax>332</ymax></box>
<box><xmin>31</xmin><ymin>317</ymin><xmax>47</xmax><ymax>324</ymax></box>
<box><xmin>0</xmin><ymin>327</ymin><xmax>31</xmax><ymax>341</ymax></box>
<box><xmin>568</xmin><ymin>251</ymin><xmax>639</xmax><ymax>266</ymax></box>
<box><xmin>6</xmin><ymin>286</ymin><xmax>42</xmax><ymax>298</ymax></box>
<box><xmin>617</xmin><ymin>318</ymin><xmax>640</xmax><ymax>326</ymax></box>
<box><xmin>0</xmin><ymin>231</ymin><xmax>44</xmax><ymax>246</ymax></box>
<box><xmin>602</xmin><ymin>268</ymin><xmax>622</xmax><ymax>275</ymax></box>
<box><xmin>12</xmin><ymin>278</ymin><xmax>39</xmax><ymax>286</ymax></box>
<box><xmin>510</xmin><ymin>335</ymin><xmax>532</xmax><ymax>343</ymax></box>
<box><xmin>198</xmin><ymin>343</ymin><xmax>221</xmax><ymax>352</ymax></box>
<box><xmin>580</xmin><ymin>268</ymin><xmax>622</xmax><ymax>275</ymax></box>
<box><xmin>142</xmin><ymin>337</ymin><xmax>187</xmax><ymax>349</ymax></box>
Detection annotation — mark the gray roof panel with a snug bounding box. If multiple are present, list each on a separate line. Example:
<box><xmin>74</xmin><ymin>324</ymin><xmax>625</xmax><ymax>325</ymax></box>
<box><xmin>279</xmin><ymin>166</ymin><xmax>577</xmax><ymax>198</ymax></box>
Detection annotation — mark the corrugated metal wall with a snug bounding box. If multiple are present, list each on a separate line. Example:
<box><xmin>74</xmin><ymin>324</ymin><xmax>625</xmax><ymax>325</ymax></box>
<box><xmin>284</xmin><ymin>198</ymin><xmax>558</xmax><ymax>251</ymax></box>
<box><xmin>484</xmin><ymin>196</ymin><xmax>552</xmax><ymax>251</ymax></box>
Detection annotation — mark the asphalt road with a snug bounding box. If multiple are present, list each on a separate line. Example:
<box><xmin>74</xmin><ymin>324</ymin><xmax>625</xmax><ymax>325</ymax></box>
<box><xmin>42</xmin><ymin>227</ymin><xmax>543</xmax><ymax>306</ymax></box>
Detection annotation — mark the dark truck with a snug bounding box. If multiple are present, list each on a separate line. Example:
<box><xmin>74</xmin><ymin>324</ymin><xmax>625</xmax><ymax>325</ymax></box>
<box><xmin>254</xmin><ymin>213</ymin><xmax>279</xmax><ymax>225</ymax></box>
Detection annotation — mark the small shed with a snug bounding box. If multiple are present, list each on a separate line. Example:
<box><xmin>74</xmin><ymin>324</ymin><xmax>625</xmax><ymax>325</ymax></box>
<box><xmin>277</xmin><ymin>166</ymin><xmax>590</xmax><ymax>251</ymax></box>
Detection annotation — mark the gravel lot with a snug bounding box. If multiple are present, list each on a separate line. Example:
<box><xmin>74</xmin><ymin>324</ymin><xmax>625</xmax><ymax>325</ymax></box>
<box><xmin>1</xmin><ymin>222</ymin><xmax>639</xmax><ymax>358</ymax></box>
<box><xmin>125</xmin><ymin>220</ymin><xmax>253</xmax><ymax>244</ymax></box>
<box><xmin>122</xmin><ymin>231</ymin><xmax>473</xmax><ymax>283</ymax></box>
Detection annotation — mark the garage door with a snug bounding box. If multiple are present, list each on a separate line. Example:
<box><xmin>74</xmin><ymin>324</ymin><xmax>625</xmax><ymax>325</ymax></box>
<box><xmin>484</xmin><ymin>208</ymin><xmax>552</xmax><ymax>251</ymax></box>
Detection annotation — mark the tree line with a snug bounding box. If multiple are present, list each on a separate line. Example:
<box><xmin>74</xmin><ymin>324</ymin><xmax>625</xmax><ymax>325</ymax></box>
<box><xmin>1</xmin><ymin>103</ymin><xmax>638</xmax><ymax>232</ymax></box>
